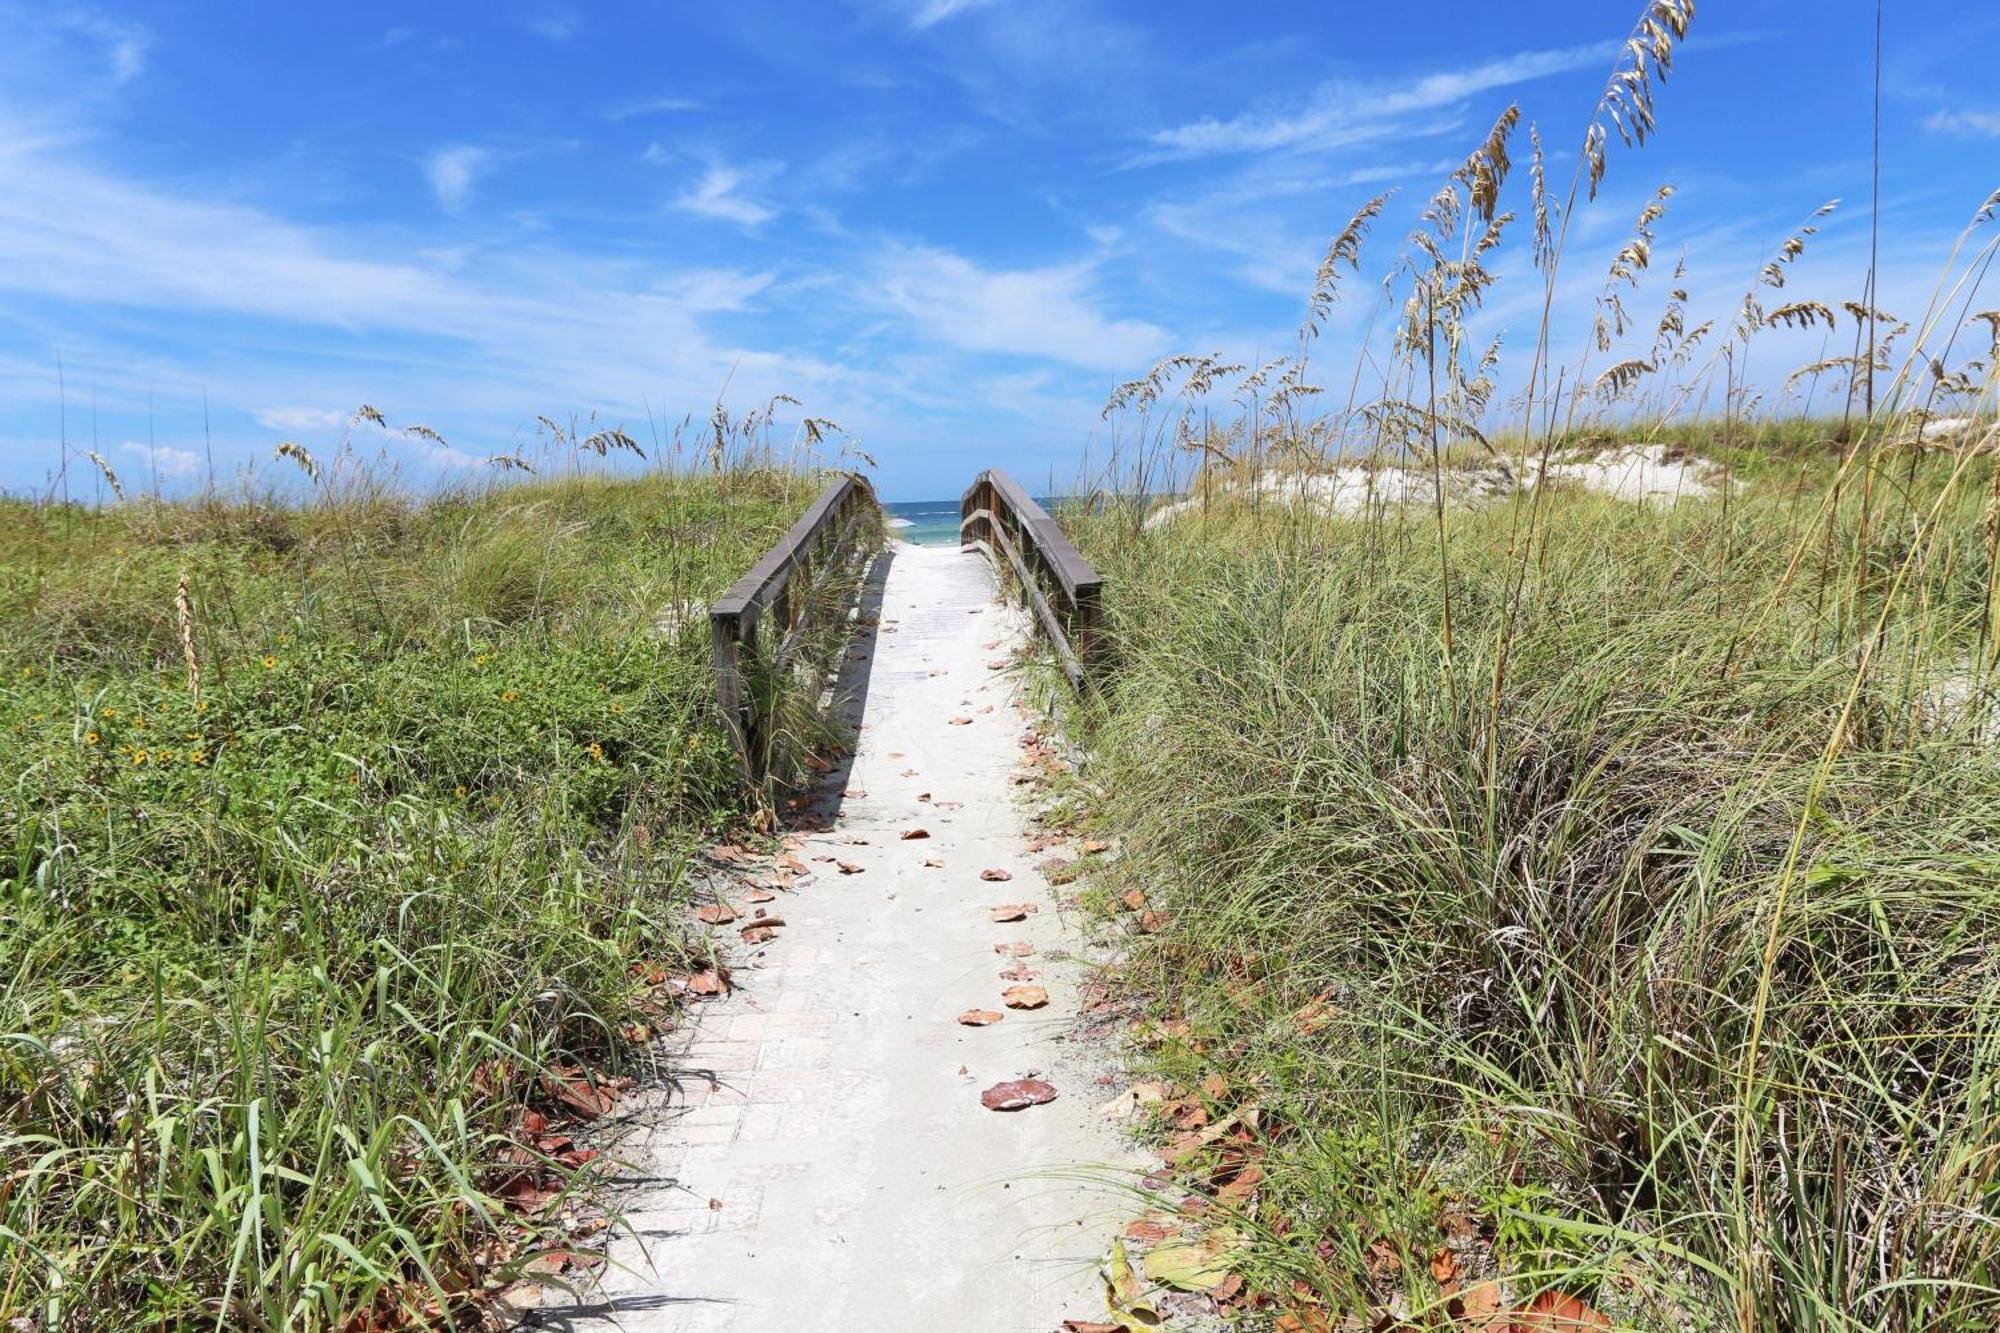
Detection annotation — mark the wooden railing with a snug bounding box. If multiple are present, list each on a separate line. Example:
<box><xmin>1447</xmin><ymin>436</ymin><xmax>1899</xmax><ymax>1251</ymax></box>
<box><xmin>711</xmin><ymin>475</ymin><xmax>881</xmax><ymax>795</ymax></box>
<box><xmin>959</xmin><ymin>470</ymin><xmax>1104</xmax><ymax>690</ymax></box>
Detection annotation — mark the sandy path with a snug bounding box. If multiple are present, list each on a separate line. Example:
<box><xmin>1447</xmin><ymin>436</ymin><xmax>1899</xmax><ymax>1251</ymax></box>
<box><xmin>546</xmin><ymin>542</ymin><xmax>1119</xmax><ymax>1332</ymax></box>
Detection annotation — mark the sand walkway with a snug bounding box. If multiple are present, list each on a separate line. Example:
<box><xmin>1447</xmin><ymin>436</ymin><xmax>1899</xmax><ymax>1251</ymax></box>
<box><xmin>545</xmin><ymin>541</ymin><xmax>1119</xmax><ymax>1332</ymax></box>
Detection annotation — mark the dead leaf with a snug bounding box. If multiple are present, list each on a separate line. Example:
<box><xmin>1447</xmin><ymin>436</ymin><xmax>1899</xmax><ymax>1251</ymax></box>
<box><xmin>695</xmin><ymin>904</ymin><xmax>738</xmax><ymax>925</ymax></box>
<box><xmin>980</xmin><ymin>867</ymin><xmax>1014</xmax><ymax>882</ymax></box>
<box><xmin>837</xmin><ymin>861</ymin><xmax>865</xmax><ymax>875</ymax></box>
<box><xmin>988</xmin><ymin>903</ymin><xmax>1035</xmax><ymax>922</ymax></box>
<box><xmin>900</xmin><ymin>828</ymin><xmax>931</xmax><ymax>840</ymax></box>
<box><xmin>1137</xmin><ymin>910</ymin><xmax>1169</xmax><ymax>933</ymax></box>
<box><xmin>1509</xmin><ymin>1291</ymin><xmax>1611</xmax><ymax>1332</ymax></box>
<box><xmin>1081</xmin><ymin>838</ymin><xmax>1110</xmax><ymax>854</ymax></box>
<box><xmin>958</xmin><ymin>1009</ymin><xmax>1004</xmax><ymax>1026</ymax></box>
<box><xmin>923</xmin><ymin>857</ymin><xmax>945</xmax><ymax>868</ymax></box>
<box><xmin>948</xmin><ymin>716</ymin><xmax>973</xmax><ymax>726</ymax></box>
<box><xmin>1002</xmin><ymin>984</ymin><xmax>1049</xmax><ymax>1009</ymax></box>
<box><xmin>680</xmin><ymin>968</ymin><xmax>730</xmax><ymax>997</ymax></box>
<box><xmin>521</xmin><ymin>1248</ymin><xmax>605</xmax><ymax>1276</ymax></box>
<box><xmin>745</xmin><ymin>888</ymin><xmax>777</xmax><ymax>903</ymax></box>
<box><xmin>1120</xmin><ymin>889</ymin><xmax>1147</xmax><ymax>911</ymax></box>
<box><xmin>980</xmin><ymin>1078</ymin><xmax>1058</xmax><ymax>1111</ymax></box>
<box><xmin>1429</xmin><ymin>1248</ymin><xmax>1460</xmax><ymax>1284</ymax></box>
<box><xmin>740</xmin><ymin>925</ymin><xmax>779</xmax><ymax>945</ymax></box>
<box><xmin>994</xmin><ymin>941</ymin><xmax>1035</xmax><ymax>957</ymax></box>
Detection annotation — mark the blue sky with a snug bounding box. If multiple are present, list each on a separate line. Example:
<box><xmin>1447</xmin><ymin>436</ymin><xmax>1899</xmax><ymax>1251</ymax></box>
<box><xmin>0</xmin><ymin>1</ymin><xmax>1995</xmax><ymax>502</ymax></box>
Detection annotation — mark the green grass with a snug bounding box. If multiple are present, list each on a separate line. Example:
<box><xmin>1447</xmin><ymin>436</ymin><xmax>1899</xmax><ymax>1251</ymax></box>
<box><xmin>0</xmin><ymin>465</ymin><xmax>850</xmax><ymax>1328</ymax></box>
<box><xmin>1059</xmin><ymin>449</ymin><xmax>2000</xmax><ymax>1331</ymax></box>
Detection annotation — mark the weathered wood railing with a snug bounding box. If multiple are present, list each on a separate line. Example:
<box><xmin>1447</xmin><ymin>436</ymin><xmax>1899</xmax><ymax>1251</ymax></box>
<box><xmin>711</xmin><ymin>475</ymin><xmax>880</xmax><ymax>796</ymax></box>
<box><xmin>959</xmin><ymin>470</ymin><xmax>1104</xmax><ymax>690</ymax></box>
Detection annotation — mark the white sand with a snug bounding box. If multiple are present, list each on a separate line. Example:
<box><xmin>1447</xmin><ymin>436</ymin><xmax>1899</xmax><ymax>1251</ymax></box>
<box><xmin>1145</xmin><ymin>443</ymin><xmax>1722</xmax><ymax>529</ymax></box>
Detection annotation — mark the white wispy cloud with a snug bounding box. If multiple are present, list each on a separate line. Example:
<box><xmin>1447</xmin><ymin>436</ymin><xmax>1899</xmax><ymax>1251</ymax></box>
<box><xmin>519</xmin><ymin>6</ymin><xmax>579</xmax><ymax>41</ymax></box>
<box><xmin>866</xmin><ymin>243</ymin><xmax>1169</xmax><ymax>371</ymax></box>
<box><xmin>1143</xmin><ymin>41</ymin><xmax>1617</xmax><ymax>161</ymax></box>
<box><xmin>255</xmin><ymin>406</ymin><xmax>347</xmax><ymax>432</ymax></box>
<box><xmin>424</xmin><ymin>145</ymin><xmax>493</xmax><ymax>212</ymax></box>
<box><xmin>120</xmin><ymin>440</ymin><xmax>200</xmax><ymax>477</ymax></box>
<box><xmin>673</xmin><ymin>164</ymin><xmax>776</xmax><ymax>227</ymax></box>
<box><xmin>54</xmin><ymin>9</ymin><xmax>149</xmax><ymax>83</ymax></box>
<box><xmin>1924</xmin><ymin>108</ymin><xmax>2000</xmax><ymax>139</ymax></box>
<box><xmin>908</xmin><ymin>0</ymin><xmax>999</xmax><ymax>31</ymax></box>
<box><xmin>0</xmin><ymin>134</ymin><xmax>836</xmax><ymax>429</ymax></box>
<box><xmin>603</xmin><ymin>94</ymin><xmax>701</xmax><ymax>122</ymax></box>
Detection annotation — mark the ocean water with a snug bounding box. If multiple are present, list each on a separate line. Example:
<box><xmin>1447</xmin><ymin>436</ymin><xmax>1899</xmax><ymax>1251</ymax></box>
<box><xmin>882</xmin><ymin>499</ymin><xmax>967</xmax><ymax>545</ymax></box>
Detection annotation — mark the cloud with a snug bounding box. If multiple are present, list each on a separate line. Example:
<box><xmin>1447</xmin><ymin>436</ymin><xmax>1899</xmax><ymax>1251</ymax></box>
<box><xmin>52</xmin><ymin>9</ymin><xmax>149</xmax><ymax>83</ymax></box>
<box><xmin>519</xmin><ymin>6</ymin><xmax>579</xmax><ymax>41</ymax></box>
<box><xmin>866</xmin><ymin>243</ymin><xmax>1169</xmax><ymax>371</ymax></box>
<box><xmin>603</xmin><ymin>95</ymin><xmax>701</xmax><ymax>122</ymax></box>
<box><xmin>0</xmin><ymin>134</ymin><xmax>838</xmax><ymax>426</ymax></box>
<box><xmin>908</xmin><ymin>0</ymin><xmax>999</xmax><ymax>30</ymax></box>
<box><xmin>424</xmin><ymin>146</ymin><xmax>492</xmax><ymax>212</ymax></box>
<box><xmin>255</xmin><ymin>406</ymin><xmax>347</xmax><ymax>432</ymax></box>
<box><xmin>1924</xmin><ymin>108</ymin><xmax>2000</xmax><ymax>139</ymax></box>
<box><xmin>673</xmin><ymin>164</ymin><xmax>776</xmax><ymax>227</ymax></box>
<box><xmin>1143</xmin><ymin>41</ymin><xmax>1617</xmax><ymax>161</ymax></box>
<box><xmin>120</xmin><ymin>440</ymin><xmax>200</xmax><ymax>478</ymax></box>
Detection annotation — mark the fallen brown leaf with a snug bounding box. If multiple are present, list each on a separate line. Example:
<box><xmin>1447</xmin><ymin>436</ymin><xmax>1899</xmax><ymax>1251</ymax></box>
<box><xmin>1002</xmin><ymin>984</ymin><xmax>1049</xmax><ymax>1009</ymax></box>
<box><xmin>948</xmin><ymin>716</ymin><xmax>972</xmax><ymax>726</ymax></box>
<box><xmin>980</xmin><ymin>867</ymin><xmax>1014</xmax><ymax>882</ymax></box>
<box><xmin>980</xmin><ymin>1078</ymin><xmax>1058</xmax><ymax>1111</ymax></box>
<box><xmin>900</xmin><ymin>828</ymin><xmax>931</xmax><ymax>840</ymax></box>
<box><xmin>837</xmin><ymin>861</ymin><xmax>865</xmax><ymax>875</ymax></box>
<box><xmin>957</xmin><ymin>1009</ymin><xmax>1004</xmax><ymax>1026</ymax></box>
<box><xmin>695</xmin><ymin>904</ymin><xmax>738</xmax><ymax>926</ymax></box>
<box><xmin>988</xmin><ymin>903</ymin><xmax>1034</xmax><ymax>922</ymax></box>
<box><xmin>994</xmin><ymin>941</ymin><xmax>1035</xmax><ymax>957</ymax></box>
<box><xmin>1509</xmin><ymin>1291</ymin><xmax>1611</xmax><ymax>1332</ymax></box>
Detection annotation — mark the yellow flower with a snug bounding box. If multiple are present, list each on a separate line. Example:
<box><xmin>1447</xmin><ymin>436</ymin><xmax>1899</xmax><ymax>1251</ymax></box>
<box><xmin>349</xmin><ymin>772</ymin><xmax>361</xmax><ymax>784</ymax></box>
<box><xmin>474</xmin><ymin>653</ymin><xmax>490</xmax><ymax>666</ymax></box>
<box><xmin>610</xmin><ymin>702</ymin><xmax>624</xmax><ymax>714</ymax></box>
<box><xmin>19</xmin><ymin>666</ymin><xmax>32</xmax><ymax>678</ymax></box>
<box><xmin>84</xmin><ymin>731</ymin><xmax>100</xmax><ymax>745</ymax></box>
<box><xmin>131</xmin><ymin>749</ymin><xmax>148</xmax><ymax>766</ymax></box>
<box><xmin>501</xmin><ymin>690</ymin><xmax>519</xmax><ymax>704</ymax></box>
<box><xmin>132</xmin><ymin>716</ymin><xmax>146</xmax><ymax>730</ymax></box>
<box><xmin>588</xmin><ymin>741</ymin><xmax>605</xmax><ymax>761</ymax></box>
<box><xmin>263</xmin><ymin>655</ymin><xmax>277</xmax><ymax>670</ymax></box>
<box><xmin>104</xmin><ymin>707</ymin><xmax>119</xmax><ymax>718</ymax></box>
<box><xmin>454</xmin><ymin>784</ymin><xmax>468</xmax><ymax>797</ymax></box>
<box><xmin>190</xmin><ymin>750</ymin><xmax>208</xmax><ymax>765</ymax></box>
<box><xmin>195</xmin><ymin>700</ymin><xmax>208</xmax><ymax>713</ymax></box>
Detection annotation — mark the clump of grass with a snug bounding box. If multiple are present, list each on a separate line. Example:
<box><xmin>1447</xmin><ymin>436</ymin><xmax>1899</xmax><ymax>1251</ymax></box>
<box><xmin>0</xmin><ymin>453</ymin><xmax>856</xmax><ymax>1327</ymax></box>
<box><xmin>1056</xmin><ymin>2</ymin><xmax>2000</xmax><ymax>1328</ymax></box>
<box><xmin>1070</xmin><ymin>466</ymin><xmax>1999</xmax><ymax>1329</ymax></box>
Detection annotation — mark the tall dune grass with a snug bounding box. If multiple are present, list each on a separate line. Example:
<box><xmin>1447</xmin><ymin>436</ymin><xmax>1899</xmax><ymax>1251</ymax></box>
<box><xmin>1059</xmin><ymin>2</ymin><xmax>2000</xmax><ymax>1328</ymax></box>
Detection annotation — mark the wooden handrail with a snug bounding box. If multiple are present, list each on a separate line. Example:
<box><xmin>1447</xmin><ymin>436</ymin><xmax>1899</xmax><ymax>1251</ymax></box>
<box><xmin>958</xmin><ymin>470</ymin><xmax>1104</xmax><ymax>690</ymax></box>
<box><xmin>712</xmin><ymin>474</ymin><xmax>880</xmax><ymax>795</ymax></box>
